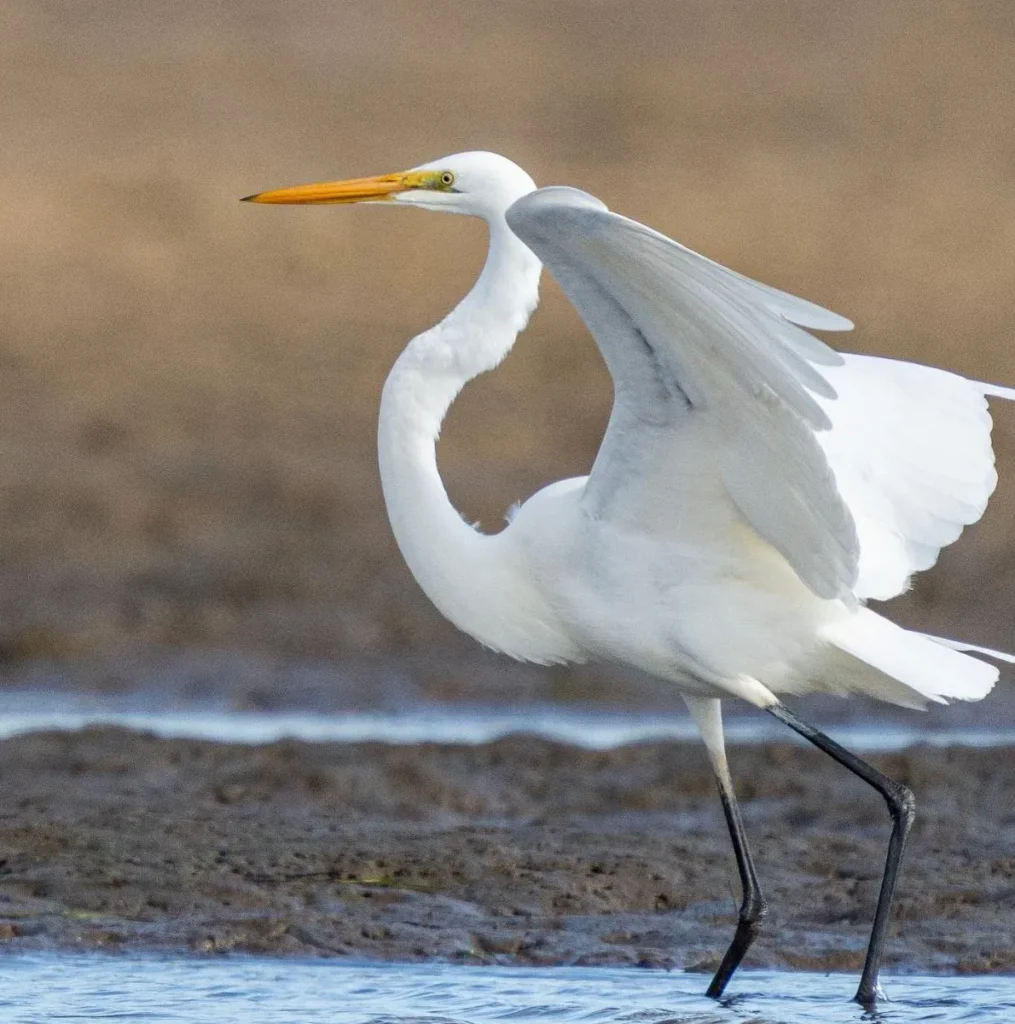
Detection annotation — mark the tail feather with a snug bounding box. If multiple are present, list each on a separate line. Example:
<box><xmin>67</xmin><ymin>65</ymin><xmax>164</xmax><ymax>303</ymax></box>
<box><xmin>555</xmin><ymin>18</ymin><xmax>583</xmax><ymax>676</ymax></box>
<box><xmin>915</xmin><ymin>631</ymin><xmax>1015</xmax><ymax>664</ymax></box>
<box><xmin>977</xmin><ymin>379</ymin><xmax>1015</xmax><ymax>402</ymax></box>
<box><xmin>819</xmin><ymin>608</ymin><xmax>998</xmax><ymax>709</ymax></box>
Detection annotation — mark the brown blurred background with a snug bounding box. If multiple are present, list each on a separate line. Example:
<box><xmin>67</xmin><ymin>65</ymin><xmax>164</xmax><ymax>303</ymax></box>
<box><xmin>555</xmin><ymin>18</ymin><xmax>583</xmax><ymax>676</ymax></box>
<box><xmin>1</xmin><ymin>0</ymin><xmax>1014</xmax><ymax>707</ymax></box>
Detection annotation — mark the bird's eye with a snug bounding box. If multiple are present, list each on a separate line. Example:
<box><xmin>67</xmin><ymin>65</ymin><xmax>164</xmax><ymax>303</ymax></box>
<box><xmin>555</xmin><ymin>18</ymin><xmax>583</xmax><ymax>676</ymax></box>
<box><xmin>439</xmin><ymin>171</ymin><xmax>456</xmax><ymax>188</ymax></box>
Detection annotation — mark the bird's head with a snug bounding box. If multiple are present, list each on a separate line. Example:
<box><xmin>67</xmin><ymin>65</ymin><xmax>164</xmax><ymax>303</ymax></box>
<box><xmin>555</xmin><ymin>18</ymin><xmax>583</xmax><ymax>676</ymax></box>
<box><xmin>242</xmin><ymin>151</ymin><xmax>536</xmax><ymax>220</ymax></box>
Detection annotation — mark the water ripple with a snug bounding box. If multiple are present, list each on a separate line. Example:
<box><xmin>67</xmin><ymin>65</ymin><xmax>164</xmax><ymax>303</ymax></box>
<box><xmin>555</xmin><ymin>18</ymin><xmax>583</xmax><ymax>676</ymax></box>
<box><xmin>1</xmin><ymin>954</ymin><xmax>1013</xmax><ymax>1023</ymax></box>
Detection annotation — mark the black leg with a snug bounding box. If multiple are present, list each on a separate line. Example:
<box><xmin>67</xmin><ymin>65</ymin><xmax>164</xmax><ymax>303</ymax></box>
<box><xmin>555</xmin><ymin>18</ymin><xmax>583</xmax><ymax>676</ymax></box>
<box><xmin>705</xmin><ymin>771</ymin><xmax>768</xmax><ymax>999</ymax></box>
<box><xmin>767</xmin><ymin>702</ymin><xmax>915</xmax><ymax>1007</ymax></box>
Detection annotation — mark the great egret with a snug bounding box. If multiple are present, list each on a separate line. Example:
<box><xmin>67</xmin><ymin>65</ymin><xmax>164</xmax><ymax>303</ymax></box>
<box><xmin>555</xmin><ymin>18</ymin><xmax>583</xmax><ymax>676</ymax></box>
<box><xmin>243</xmin><ymin>151</ymin><xmax>1014</xmax><ymax>1005</ymax></box>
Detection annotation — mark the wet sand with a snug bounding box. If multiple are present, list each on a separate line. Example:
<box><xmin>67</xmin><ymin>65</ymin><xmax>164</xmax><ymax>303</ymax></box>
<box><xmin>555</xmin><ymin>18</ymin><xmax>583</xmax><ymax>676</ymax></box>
<box><xmin>0</xmin><ymin>728</ymin><xmax>1012</xmax><ymax>974</ymax></box>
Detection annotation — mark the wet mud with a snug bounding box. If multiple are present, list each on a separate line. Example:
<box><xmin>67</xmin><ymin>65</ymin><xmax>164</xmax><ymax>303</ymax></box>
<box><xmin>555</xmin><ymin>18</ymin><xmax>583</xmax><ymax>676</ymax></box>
<box><xmin>0</xmin><ymin>728</ymin><xmax>1012</xmax><ymax>975</ymax></box>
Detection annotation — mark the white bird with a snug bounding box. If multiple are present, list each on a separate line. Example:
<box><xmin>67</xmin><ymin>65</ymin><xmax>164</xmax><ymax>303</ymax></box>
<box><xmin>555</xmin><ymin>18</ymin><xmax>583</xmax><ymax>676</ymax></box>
<box><xmin>243</xmin><ymin>151</ymin><xmax>1014</xmax><ymax>1005</ymax></box>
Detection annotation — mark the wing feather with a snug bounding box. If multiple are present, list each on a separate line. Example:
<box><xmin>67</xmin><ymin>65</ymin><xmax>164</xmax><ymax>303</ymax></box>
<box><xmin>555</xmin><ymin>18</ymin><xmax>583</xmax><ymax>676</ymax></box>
<box><xmin>814</xmin><ymin>355</ymin><xmax>998</xmax><ymax>599</ymax></box>
<box><xmin>507</xmin><ymin>186</ymin><xmax>859</xmax><ymax>600</ymax></box>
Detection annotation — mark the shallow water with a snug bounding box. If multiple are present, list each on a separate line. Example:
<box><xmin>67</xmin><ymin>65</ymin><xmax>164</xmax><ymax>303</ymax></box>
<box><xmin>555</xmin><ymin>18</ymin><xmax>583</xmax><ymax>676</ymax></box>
<box><xmin>3</xmin><ymin>955</ymin><xmax>1014</xmax><ymax>1023</ymax></box>
<box><xmin>4</xmin><ymin>691</ymin><xmax>1015</xmax><ymax>751</ymax></box>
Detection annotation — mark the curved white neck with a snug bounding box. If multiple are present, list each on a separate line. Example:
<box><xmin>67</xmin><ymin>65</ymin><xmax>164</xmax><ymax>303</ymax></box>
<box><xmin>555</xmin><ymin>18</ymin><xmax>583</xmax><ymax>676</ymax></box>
<box><xmin>377</xmin><ymin>216</ymin><xmax>566</xmax><ymax>662</ymax></box>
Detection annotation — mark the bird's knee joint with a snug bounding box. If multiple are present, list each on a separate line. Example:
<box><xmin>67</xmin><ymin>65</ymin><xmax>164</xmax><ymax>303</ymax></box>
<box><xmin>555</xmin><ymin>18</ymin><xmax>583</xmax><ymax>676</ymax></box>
<box><xmin>740</xmin><ymin>894</ymin><xmax>768</xmax><ymax>926</ymax></box>
<box><xmin>890</xmin><ymin>783</ymin><xmax>916</xmax><ymax>825</ymax></box>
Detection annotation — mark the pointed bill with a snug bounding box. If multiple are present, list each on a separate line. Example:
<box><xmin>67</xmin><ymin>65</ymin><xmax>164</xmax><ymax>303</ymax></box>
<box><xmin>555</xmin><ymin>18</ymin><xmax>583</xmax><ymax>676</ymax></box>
<box><xmin>241</xmin><ymin>170</ymin><xmax>433</xmax><ymax>205</ymax></box>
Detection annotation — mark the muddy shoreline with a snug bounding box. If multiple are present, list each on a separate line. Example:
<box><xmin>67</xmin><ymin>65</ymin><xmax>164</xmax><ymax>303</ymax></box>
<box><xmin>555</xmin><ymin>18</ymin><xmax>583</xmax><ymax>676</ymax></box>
<box><xmin>0</xmin><ymin>728</ymin><xmax>1011</xmax><ymax>975</ymax></box>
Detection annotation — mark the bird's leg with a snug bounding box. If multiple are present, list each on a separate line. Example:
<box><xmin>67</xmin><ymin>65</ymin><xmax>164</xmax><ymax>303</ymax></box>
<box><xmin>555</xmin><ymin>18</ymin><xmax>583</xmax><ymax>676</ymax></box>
<box><xmin>683</xmin><ymin>696</ymin><xmax>767</xmax><ymax>999</ymax></box>
<box><xmin>766</xmin><ymin>701</ymin><xmax>915</xmax><ymax>1008</ymax></box>
<box><xmin>704</xmin><ymin>767</ymin><xmax>768</xmax><ymax>998</ymax></box>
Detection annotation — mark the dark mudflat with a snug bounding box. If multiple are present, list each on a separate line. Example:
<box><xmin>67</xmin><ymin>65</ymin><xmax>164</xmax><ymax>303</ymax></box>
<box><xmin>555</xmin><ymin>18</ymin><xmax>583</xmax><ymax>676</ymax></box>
<box><xmin>0</xmin><ymin>728</ymin><xmax>1012</xmax><ymax>973</ymax></box>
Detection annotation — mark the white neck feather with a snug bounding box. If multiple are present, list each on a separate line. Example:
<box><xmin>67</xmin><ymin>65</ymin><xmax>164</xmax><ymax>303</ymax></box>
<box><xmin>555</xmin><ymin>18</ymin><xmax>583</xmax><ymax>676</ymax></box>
<box><xmin>377</xmin><ymin>217</ymin><xmax>568</xmax><ymax>663</ymax></box>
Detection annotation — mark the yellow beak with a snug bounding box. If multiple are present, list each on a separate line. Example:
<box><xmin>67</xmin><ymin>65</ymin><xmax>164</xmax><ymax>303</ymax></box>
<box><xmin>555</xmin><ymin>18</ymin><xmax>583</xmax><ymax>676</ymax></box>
<box><xmin>241</xmin><ymin>170</ymin><xmax>427</xmax><ymax>205</ymax></box>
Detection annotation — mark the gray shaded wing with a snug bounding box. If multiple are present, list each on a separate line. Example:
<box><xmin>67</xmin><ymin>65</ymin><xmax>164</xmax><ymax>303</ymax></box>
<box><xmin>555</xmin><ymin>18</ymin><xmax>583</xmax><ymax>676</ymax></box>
<box><xmin>506</xmin><ymin>186</ymin><xmax>859</xmax><ymax>600</ymax></box>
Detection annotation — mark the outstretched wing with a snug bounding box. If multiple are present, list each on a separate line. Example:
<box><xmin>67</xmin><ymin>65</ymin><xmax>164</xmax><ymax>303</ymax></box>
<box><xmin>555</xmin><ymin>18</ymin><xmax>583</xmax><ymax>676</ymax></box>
<box><xmin>814</xmin><ymin>355</ymin><xmax>1000</xmax><ymax>600</ymax></box>
<box><xmin>506</xmin><ymin>186</ymin><xmax>858</xmax><ymax>601</ymax></box>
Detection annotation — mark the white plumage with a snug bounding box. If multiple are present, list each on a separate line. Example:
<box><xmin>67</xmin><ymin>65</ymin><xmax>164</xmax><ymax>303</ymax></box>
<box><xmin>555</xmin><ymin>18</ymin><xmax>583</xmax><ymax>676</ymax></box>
<box><xmin>503</xmin><ymin>184</ymin><xmax>1006</xmax><ymax>711</ymax></box>
<box><xmin>816</xmin><ymin>356</ymin><xmax>1000</xmax><ymax>598</ymax></box>
<box><xmin>244</xmin><ymin>150</ymin><xmax>1013</xmax><ymax>1004</ymax></box>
